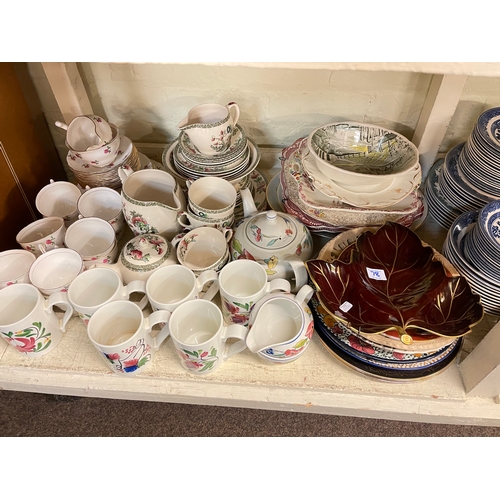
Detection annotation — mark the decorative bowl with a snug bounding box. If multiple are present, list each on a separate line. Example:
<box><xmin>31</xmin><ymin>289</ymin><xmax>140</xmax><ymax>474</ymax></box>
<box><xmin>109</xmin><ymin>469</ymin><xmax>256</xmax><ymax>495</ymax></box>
<box><xmin>306</xmin><ymin>221</ymin><xmax>484</xmax><ymax>345</ymax></box>
<box><xmin>306</xmin><ymin>122</ymin><xmax>419</xmax><ymax>185</ymax></box>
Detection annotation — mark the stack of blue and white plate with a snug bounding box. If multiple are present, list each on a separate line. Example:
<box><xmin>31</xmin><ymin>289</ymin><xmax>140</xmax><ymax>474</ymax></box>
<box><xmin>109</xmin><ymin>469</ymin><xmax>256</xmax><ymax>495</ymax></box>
<box><xmin>425</xmin><ymin>107</ymin><xmax>500</xmax><ymax>229</ymax></box>
<box><xmin>442</xmin><ymin>200</ymin><xmax>500</xmax><ymax>316</ymax></box>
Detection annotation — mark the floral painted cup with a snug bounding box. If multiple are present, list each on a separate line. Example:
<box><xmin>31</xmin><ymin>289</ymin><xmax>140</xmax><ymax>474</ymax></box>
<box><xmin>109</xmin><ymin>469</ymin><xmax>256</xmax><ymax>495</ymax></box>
<box><xmin>0</xmin><ymin>283</ymin><xmax>73</xmax><ymax>357</ymax></box>
<box><xmin>216</xmin><ymin>259</ymin><xmax>291</xmax><ymax>326</ymax></box>
<box><xmin>0</xmin><ymin>249</ymin><xmax>36</xmax><ymax>289</ymax></box>
<box><xmin>167</xmin><ymin>299</ymin><xmax>248</xmax><ymax>375</ymax></box>
<box><xmin>87</xmin><ymin>300</ymin><xmax>171</xmax><ymax>375</ymax></box>
<box><xmin>16</xmin><ymin>216</ymin><xmax>66</xmax><ymax>256</ymax></box>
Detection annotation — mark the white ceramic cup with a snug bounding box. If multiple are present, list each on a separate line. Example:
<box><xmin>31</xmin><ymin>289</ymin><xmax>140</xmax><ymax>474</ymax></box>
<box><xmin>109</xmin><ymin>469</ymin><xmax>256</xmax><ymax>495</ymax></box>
<box><xmin>35</xmin><ymin>179</ymin><xmax>81</xmax><ymax>226</ymax></box>
<box><xmin>64</xmin><ymin>217</ymin><xmax>118</xmax><ymax>269</ymax></box>
<box><xmin>176</xmin><ymin>209</ymin><xmax>234</xmax><ymax>231</ymax></box>
<box><xmin>66</xmin><ymin>267</ymin><xmax>148</xmax><ymax>326</ymax></box>
<box><xmin>0</xmin><ymin>283</ymin><xmax>73</xmax><ymax>357</ymax></box>
<box><xmin>186</xmin><ymin>176</ymin><xmax>237</xmax><ymax>220</ymax></box>
<box><xmin>145</xmin><ymin>264</ymin><xmax>218</xmax><ymax>313</ymax></box>
<box><xmin>171</xmin><ymin>226</ymin><xmax>233</xmax><ymax>275</ymax></box>
<box><xmin>178</xmin><ymin>102</ymin><xmax>240</xmax><ymax>156</ymax></box>
<box><xmin>87</xmin><ymin>300</ymin><xmax>171</xmax><ymax>375</ymax></box>
<box><xmin>168</xmin><ymin>299</ymin><xmax>248</xmax><ymax>375</ymax></box>
<box><xmin>217</xmin><ymin>259</ymin><xmax>291</xmax><ymax>326</ymax></box>
<box><xmin>0</xmin><ymin>249</ymin><xmax>36</xmax><ymax>289</ymax></box>
<box><xmin>77</xmin><ymin>186</ymin><xmax>126</xmax><ymax>240</ymax></box>
<box><xmin>29</xmin><ymin>248</ymin><xmax>84</xmax><ymax>296</ymax></box>
<box><xmin>16</xmin><ymin>217</ymin><xmax>67</xmax><ymax>256</ymax></box>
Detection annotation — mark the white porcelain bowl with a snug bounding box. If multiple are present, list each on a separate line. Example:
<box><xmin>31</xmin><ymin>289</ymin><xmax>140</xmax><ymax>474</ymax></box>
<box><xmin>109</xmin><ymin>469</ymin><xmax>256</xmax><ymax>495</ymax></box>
<box><xmin>66</xmin><ymin>123</ymin><xmax>121</xmax><ymax>167</ymax></box>
<box><xmin>306</xmin><ymin>121</ymin><xmax>419</xmax><ymax>185</ymax></box>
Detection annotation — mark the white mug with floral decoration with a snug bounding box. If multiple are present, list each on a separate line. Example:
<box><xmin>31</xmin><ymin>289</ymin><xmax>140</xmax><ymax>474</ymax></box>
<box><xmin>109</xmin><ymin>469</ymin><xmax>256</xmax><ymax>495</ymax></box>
<box><xmin>0</xmin><ymin>283</ymin><xmax>73</xmax><ymax>357</ymax></box>
<box><xmin>177</xmin><ymin>102</ymin><xmax>240</xmax><ymax>156</ymax></box>
<box><xmin>168</xmin><ymin>299</ymin><xmax>248</xmax><ymax>375</ymax></box>
<box><xmin>16</xmin><ymin>216</ymin><xmax>67</xmax><ymax>256</ymax></box>
<box><xmin>217</xmin><ymin>259</ymin><xmax>291</xmax><ymax>326</ymax></box>
<box><xmin>146</xmin><ymin>264</ymin><xmax>218</xmax><ymax>313</ymax></box>
<box><xmin>66</xmin><ymin>267</ymin><xmax>148</xmax><ymax>327</ymax></box>
<box><xmin>87</xmin><ymin>300</ymin><xmax>171</xmax><ymax>375</ymax></box>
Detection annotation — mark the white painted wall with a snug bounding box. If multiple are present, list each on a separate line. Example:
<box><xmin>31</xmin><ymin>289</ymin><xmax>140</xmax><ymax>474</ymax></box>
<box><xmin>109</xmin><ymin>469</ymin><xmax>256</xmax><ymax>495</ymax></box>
<box><xmin>26</xmin><ymin>62</ymin><xmax>500</xmax><ymax>178</ymax></box>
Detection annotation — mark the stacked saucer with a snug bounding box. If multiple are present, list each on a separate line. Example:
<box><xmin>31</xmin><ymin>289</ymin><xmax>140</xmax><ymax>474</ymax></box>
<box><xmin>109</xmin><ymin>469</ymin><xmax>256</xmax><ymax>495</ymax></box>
<box><xmin>67</xmin><ymin>135</ymin><xmax>143</xmax><ymax>190</ymax></box>
<box><xmin>162</xmin><ymin>130</ymin><xmax>266</xmax><ymax>221</ymax></box>
<box><xmin>442</xmin><ymin>202</ymin><xmax>500</xmax><ymax>315</ymax></box>
<box><xmin>279</xmin><ymin>137</ymin><xmax>426</xmax><ymax>235</ymax></box>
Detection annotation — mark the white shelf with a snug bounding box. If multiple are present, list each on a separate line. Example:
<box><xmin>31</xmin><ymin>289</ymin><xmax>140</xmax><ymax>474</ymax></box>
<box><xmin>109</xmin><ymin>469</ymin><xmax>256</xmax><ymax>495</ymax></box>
<box><xmin>1</xmin><ymin>157</ymin><xmax>500</xmax><ymax>426</ymax></box>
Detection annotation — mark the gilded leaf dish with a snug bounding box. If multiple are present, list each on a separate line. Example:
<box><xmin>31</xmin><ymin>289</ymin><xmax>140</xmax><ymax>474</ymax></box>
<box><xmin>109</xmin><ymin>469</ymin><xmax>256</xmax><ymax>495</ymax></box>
<box><xmin>306</xmin><ymin>222</ymin><xmax>484</xmax><ymax>345</ymax></box>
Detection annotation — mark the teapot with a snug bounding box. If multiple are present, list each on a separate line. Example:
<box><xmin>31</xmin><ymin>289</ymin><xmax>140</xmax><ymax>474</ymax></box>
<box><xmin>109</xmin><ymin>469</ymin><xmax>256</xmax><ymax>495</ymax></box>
<box><xmin>230</xmin><ymin>188</ymin><xmax>314</xmax><ymax>291</ymax></box>
<box><xmin>246</xmin><ymin>285</ymin><xmax>315</xmax><ymax>363</ymax></box>
<box><xmin>119</xmin><ymin>167</ymin><xmax>186</xmax><ymax>241</ymax></box>
<box><xmin>91</xmin><ymin>233</ymin><xmax>178</xmax><ymax>284</ymax></box>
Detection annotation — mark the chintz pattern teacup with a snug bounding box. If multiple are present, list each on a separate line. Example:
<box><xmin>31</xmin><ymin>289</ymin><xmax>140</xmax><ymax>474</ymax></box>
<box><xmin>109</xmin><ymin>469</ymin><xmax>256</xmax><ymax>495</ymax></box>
<box><xmin>66</xmin><ymin>267</ymin><xmax>148</xmax><ymax>326</ymax></box>
<box><xmin>64</xmin><ymin>217</ymin><xmax>118</xmax><ymax>269</ymax></box>
<box><xmin>0</xmin><ymin>283</ymin><xmax>73</xmax><ymax>357</ymax></box>
<box><xmin>0</xmin><ymin>250</ymin><xmax>36</xmax><ymax>289</ymax></box>
<box><xmin>186</xmin><ymin>176</ymin><xmax>237</xmax><ymax>220</ymax></box>
<box><xmin>171</xmin><ymin>226</ymin><xmax>233</xmax><ymax>275</ymax></box>
<box><xmin>167</xmin><ymin>299</ymin><xmax>248</xmax><ymax>374</ymax></box>
<box><xmin>35</xmin><ymin>179</ymin><xmax>82</xmax><ymax>227</ymax></box>
<box><xmin>176</xmin><ymin>209</ymin><xmax>234</xmax><ymax>231</ymax></box>
<box><xmin>77</xmin><ymin>186</ymin><xmax>126</xmax><ymax>240</ymax></box>
<box><xmin>16</xmin><ymin>217</ymin><xmax>66</xmax><ymax>256</ymax></box>
<box><xmin>29</xmin><ymin>248</ymin><xmax>84</xmax><ymax>296</ymax></box>
<box><xmin>87</xmin><ymin>300</ymin><xmax>171</xmax><ymax>375</ymax></box>
<box><xmin>217</xmin><ymin>259</ymin><xmax>291</xmax><ymax>326</ymax></box>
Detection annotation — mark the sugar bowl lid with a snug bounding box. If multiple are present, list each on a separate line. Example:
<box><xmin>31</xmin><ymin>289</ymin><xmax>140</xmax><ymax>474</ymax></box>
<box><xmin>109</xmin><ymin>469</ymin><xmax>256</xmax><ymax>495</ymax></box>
<box><xmin>121</xmin><ymin>233</ymin><xmax>173</xmax><ymax>272</ymax></box>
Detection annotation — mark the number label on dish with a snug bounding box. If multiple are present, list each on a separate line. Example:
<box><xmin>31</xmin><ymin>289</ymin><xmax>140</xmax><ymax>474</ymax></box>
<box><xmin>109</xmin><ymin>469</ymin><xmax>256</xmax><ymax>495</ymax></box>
<box><xmin>366</xmin><ymin>268</ymin><xmax>387</xmax><ymax>281</ymax></box>
<box><xmin>339</xmin><ymin>301</ymin><xmax>353</xmax><ymax>313</ymax></box>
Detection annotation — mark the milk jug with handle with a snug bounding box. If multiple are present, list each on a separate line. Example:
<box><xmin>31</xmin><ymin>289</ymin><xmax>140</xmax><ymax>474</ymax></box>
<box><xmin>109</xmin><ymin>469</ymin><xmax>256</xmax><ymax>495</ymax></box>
<box><xmin>177</xmin><ymin>102</ymin><xmax>240</xmax><ymax>156</ymax></box>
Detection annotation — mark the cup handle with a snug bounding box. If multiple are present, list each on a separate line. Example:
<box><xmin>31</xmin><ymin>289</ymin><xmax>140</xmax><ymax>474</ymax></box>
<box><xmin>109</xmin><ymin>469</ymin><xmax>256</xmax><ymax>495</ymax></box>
<box><xmin>227</xmin><ymin>102</ymin><xmax>240</xmax><ymax>127</ymax></box>
<box><xmin>45</xmin><ymin>291</ymin><xmax>74</xmax><ymax>332</ymax></box>
<box><xmin>221</xmin><ymin>323</ymin><xmax>248</xmax><ymax>360</ymax></box>
<box><xmin>145</xmin><ymin>309</ymin><xmax>172</xmax><ymax>349</ymax></box>
<box><xmin>118</xmin><ymin>165</ymin><xmax>132</xmax><ymax>184</ymax></box>
<box><xmin>170</xmin><ymin>232</ymin><xmax>186</xmax><ymax>249</ymax></box>
<box><xmin>125</xmin><ymin>280</ymin><xmax>148</xmax><ymax>309</ymax></box>
<box><xmin>176</xmin><ymin>211</ymin><xmax>193</xmax><ymax>230</ymax></box>
<box><xmin>284</xmin><ymin>256</ymin><xmax>308</xmax><ymax>293</ymax></box>
<box><xmin>267</xmin><ymin>278</ymin><xmax>291</xmax><ymax>294</ymax></box>
<box><xmin>294</xmin><ymin>284</ymin><xmax>314</xmax><ymax>306</ymax></box>
<box><xmin>222</xmin><ymin>227</ymin><xmax>234</xmax><ymax>243</ymax></box>
<box><xmin>201</xmin><ymin>281</ymin><xmax>219</xmax><ymax>302</ymax></box>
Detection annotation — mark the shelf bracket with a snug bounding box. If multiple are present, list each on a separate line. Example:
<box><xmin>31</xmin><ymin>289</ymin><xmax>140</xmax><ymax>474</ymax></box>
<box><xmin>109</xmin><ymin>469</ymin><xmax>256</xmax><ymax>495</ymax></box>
<box><xmin>412</xmin><ymin>74</ymin><xmax>468</xmax><ymax>180</ymax></box>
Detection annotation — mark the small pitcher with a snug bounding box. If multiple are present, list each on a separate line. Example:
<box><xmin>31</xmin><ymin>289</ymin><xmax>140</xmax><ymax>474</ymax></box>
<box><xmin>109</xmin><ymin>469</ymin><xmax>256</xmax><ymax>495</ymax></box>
<box><xmin>177</xmin><ymin>102</ymin><xmax>240</xmax><ymax>156</ymax></box>
<box><xmin>246</xmin><ymin>285</ymin><xmax>315</xmax><ymax>363</ymax></box>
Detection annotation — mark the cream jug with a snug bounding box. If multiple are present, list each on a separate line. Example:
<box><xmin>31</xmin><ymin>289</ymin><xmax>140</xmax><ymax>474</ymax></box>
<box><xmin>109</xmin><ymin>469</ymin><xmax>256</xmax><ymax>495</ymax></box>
<box><xmin>119</xmin><ymin>168</ymin><xmax>186</xmax><ymax>240</ymax></box>
<box><xmin>177</xmin><ymin>102</ymin><xmax>240</xmax><ymax>156</ymax></box>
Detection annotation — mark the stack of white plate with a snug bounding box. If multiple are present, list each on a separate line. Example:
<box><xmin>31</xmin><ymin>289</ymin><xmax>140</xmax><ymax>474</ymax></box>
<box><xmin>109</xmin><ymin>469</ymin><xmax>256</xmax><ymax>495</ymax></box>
<box><xmin>442</xmin><ymin>204</ymin><xmax>500</xmax><ymax>316</ymax></box>
<box><xmin>278</xmin><ymin>137</ymin><xmax>426</xmax><ymax>235</ymax></box>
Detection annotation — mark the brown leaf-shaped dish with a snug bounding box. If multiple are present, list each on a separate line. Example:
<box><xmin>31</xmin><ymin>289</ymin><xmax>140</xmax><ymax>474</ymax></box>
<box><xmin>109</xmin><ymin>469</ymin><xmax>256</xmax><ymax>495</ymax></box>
<box><xmin>306</xmin><ymin>222</ymin><xmax>484</xmax><ymax>345</ymax></box>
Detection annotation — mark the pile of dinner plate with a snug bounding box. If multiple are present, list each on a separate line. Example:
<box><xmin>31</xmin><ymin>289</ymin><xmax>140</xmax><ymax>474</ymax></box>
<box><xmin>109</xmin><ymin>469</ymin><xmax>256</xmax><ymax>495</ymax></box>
<box><xmin>162</xmin><ymin>124</ymin><xmax>267</xmax><ymax>220</ymax></box>
<box><xmin>424</xmin><ymin>107</ymin><xmax>500</xmax><ymax>229</ymax></box>
<box><xmin>279</xmin><ymin>135</ymin><xmax>426</xmax><ymax>236</ymax></box>
<box><xmin>442</xmin><ymin>200</ymin><xmax>500</xmax><ymax>316</ymax></box>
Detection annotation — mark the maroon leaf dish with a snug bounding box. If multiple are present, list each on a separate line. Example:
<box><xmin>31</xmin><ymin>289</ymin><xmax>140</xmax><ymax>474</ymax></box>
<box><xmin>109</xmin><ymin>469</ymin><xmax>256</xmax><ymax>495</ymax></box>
<box><xmin>306</xmin><ymin>222</ymin><xmax>484</xmax><ymax>345</ymax></box>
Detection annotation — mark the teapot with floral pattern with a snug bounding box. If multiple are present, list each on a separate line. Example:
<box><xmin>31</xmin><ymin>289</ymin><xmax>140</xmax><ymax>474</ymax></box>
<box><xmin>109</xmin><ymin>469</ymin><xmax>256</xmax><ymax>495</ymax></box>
<box><xmin>230</xmin><ymin>188</ymin><xmax>313</xmax><ymax>291</ymax></box>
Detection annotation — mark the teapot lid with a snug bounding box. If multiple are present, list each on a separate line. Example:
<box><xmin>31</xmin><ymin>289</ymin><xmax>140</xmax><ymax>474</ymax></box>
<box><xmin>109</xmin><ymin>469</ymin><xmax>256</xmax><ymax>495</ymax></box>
<box><xmin>245</xmin><ymin>210</ymin><xmax>298</xmax><ymax>251</ymax></box>
<box><xmin>121</xmin><ymin>233</ymin><xmax>172</xmax><ymax>272</ymax></box>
